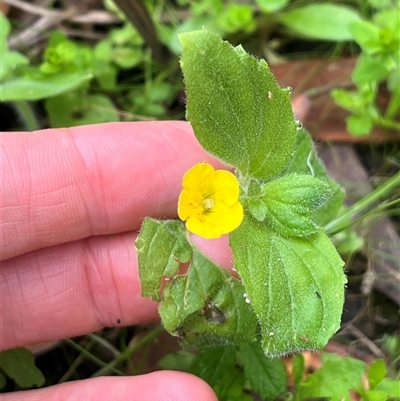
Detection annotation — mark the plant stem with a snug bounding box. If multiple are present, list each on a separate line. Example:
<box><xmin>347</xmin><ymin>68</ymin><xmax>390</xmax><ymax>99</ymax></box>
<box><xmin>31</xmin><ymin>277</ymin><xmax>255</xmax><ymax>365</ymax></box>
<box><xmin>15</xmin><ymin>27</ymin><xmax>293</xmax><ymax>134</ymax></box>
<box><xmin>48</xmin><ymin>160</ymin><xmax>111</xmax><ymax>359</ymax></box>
<box><xmin>64</xmin><ymin>338</ymin><xmax>126</xmax><ymax>376</ymax></box>
<box><xmin>58</xmin><ymin>337</ymin><xmax>97</xmax><ymax>383</ymax></box>
<box><xmin>325</xmin><ymin>170</ymin><xmax>400</xmax><ymax>235</ymax></box>
<box><xmin>91</xmin><ymin>325</ymin><xmax>164</xmax><ymax>378</ymax></box>
<box><xmin>12</xmin><ymin>100</ymin><xmax>40</xmax><ymax>131</ymax></box>
<box><xmin>375</xmin><ymin>116</ymin><xmax>400</xmax><ymax>131</ymax></box>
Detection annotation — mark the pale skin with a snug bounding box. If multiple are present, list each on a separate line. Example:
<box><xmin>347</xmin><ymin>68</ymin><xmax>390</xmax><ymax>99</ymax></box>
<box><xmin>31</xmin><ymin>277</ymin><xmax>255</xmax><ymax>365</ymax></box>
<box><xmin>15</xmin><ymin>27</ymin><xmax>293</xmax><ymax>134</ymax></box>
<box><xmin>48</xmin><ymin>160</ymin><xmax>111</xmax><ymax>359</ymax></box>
<box><xmin>1</xmin><ymin>121</ymin><xmax>231</xmax><ymax>401</ymax></box>
<box><xmin>1</xmin><ymin>98</ymin><xmax>306</xmax><ymax>401</ymax></box>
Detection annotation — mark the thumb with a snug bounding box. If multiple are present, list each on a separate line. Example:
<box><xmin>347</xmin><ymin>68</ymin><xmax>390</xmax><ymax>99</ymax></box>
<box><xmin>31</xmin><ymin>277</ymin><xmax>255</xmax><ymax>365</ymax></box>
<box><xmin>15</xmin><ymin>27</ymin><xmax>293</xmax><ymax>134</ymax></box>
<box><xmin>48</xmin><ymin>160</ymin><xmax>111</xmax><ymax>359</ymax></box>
<box><xmin>1</xmin><ymin>371</ymin><xmax>217</xmax><ymax>401</ymax></box>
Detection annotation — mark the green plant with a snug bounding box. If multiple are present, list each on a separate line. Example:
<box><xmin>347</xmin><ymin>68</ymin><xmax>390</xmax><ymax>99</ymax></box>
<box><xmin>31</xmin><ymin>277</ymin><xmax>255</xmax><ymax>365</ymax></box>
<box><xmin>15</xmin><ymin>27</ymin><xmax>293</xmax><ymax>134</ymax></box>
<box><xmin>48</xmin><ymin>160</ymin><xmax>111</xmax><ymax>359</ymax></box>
<box><xmin>1</xmin><ymin>21</ymin><xmax>93</xmax><ymax>104</ymax></box>
<box><xmin>137</xmin><ymin>30</ymin><xmax>346</xmax><ymax>356</ymax></box>
<box><xmin>0</xmin><ymin>13</ymin><xmax>160</xmax><ymax>128</ymax></box>
<box><xmin>0</xmin><ymin>348</ymin><xmax>45</xmax><ymax>391</ymax></box>
<box><xmin>331</xmin><ymin>1</ymin><xmax>400</xmax><ymax>135</ymax></box>
<box><xmin>135</xmin><ymin>29</ymin><xmax>400</xmax><ymax>401</ymax></box>
<box><xmin>2</xmin><ymin>2</ymin><xmax>399</xmax><ymax>398</ymax></box>
<box><xmin>160</xmin><ymin>348</ymin><xmax>400</xmax><ymax>401</ymax></box>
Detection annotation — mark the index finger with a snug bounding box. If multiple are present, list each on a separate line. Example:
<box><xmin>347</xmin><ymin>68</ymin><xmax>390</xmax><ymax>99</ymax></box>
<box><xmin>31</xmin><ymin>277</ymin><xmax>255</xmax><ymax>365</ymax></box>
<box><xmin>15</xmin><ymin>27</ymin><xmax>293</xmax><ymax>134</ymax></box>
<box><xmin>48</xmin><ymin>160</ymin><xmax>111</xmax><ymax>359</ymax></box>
<box><xmin>1</xmin><ymin>121</ymin><xmax>223</xmax><ymax>260</ymax></box>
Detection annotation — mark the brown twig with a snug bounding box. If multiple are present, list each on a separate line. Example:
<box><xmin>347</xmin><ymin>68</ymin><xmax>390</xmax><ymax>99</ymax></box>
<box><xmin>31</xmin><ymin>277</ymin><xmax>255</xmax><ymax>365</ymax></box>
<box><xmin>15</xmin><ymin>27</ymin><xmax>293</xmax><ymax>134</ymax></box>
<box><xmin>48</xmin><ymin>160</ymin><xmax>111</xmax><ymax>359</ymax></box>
<box><xmin>8</xmin><ymin>7</ymin><xmax>79</xmax><ymax>50</ymax></box>
<box><xmin>2</xmin><ymin>0</ymin><xmax>54</xmax><ymax>16</ymax></box>
<box><xmin>3</xmin><ymin>0</ymin><xmax>120</xmax><ymax>23</ymax></box>
<box><xmin>4</xmin><ymin>0</ymin><xmax>120</xmax><ymax>50</ymax></box>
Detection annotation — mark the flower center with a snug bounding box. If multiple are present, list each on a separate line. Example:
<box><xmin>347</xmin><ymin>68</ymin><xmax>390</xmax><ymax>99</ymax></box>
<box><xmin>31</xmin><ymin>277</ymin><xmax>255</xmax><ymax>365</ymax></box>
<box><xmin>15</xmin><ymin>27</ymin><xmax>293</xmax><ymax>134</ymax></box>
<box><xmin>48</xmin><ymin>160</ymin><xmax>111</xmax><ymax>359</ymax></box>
<box><xmin>202</xmin><ymin>197</ymin><xmax>214</xmax><ymax>210</ymax></box>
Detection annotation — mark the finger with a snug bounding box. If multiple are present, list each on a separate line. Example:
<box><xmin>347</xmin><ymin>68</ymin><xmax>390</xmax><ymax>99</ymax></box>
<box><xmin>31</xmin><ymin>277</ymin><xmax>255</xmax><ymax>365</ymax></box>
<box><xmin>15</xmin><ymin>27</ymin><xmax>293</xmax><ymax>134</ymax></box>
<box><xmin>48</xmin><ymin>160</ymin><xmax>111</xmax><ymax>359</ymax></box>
<box><xmin>1</xmin><ymin>371</ymin><xmax>217</xmax><ymax>401</ymax></box>
<box><xmin>1</xmin><ymin>121</ymin><xmax>223</xmax><ymax>260</ymax></box>
<box><xmin>1</xmin><ymin>231</ymin><xmax>232</xmax><ymax>351</ymax></box>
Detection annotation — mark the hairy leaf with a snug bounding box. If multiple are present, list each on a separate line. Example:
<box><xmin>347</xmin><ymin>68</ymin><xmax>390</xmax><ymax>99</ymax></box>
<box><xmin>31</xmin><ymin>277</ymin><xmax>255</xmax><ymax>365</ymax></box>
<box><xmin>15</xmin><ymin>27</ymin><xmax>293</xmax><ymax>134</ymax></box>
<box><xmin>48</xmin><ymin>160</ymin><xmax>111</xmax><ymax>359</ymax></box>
<box><xmin>136</xmin><ymin>219</ymin><xmax>192</xmax><ymax>301</ymax></box>
<box><xmin>179</xmin><ymin>30</ymin><xmax>296</xmax><ymax>181</ymax></box>
<box><xmin>137</xmin><ymin>218</ymin><xmax>258</xmax><ymax>347</ymax></box>
<box><xmin>238</xmin><ymin>342</ymin><xmax>287</xmax><ymax>399</ymax></box>
<box><xmin>283</xmin><ymin>127</ymin><xmax>344</xmax><ymax>226</ymax></box>
<box><xmin>231</xmin><ymin>213</ymin><xmax>346</xmax><ymax>356</ymax></box>
<box><xmin>191</xmin><ymin>345</ymin><xmax>237</xmax><ymax>386</ymax></box>
<box><xmin>261</xmin><ymin>174</ymin><xmax>333</xmax><ymax>237</ymax></box>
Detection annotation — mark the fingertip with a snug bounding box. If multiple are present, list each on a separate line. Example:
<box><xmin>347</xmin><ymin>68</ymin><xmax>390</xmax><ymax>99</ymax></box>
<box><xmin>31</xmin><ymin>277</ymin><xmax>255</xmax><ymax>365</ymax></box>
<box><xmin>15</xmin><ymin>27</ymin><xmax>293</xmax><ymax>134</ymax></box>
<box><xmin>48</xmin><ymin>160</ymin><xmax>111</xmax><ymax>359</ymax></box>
<box><xmin>191</xmin><ymin>234</ymin><xmax>234</xmax><ymax>272</ymax></box>
<box><xmin>139</xmin><ymin>371</ymin><xmax>218</xmax><ymax>401</ymax></box>
<box><xmin>0</xmin><ymin>372</ymin><xmax>217</xmax><ymax>401</ymax></box>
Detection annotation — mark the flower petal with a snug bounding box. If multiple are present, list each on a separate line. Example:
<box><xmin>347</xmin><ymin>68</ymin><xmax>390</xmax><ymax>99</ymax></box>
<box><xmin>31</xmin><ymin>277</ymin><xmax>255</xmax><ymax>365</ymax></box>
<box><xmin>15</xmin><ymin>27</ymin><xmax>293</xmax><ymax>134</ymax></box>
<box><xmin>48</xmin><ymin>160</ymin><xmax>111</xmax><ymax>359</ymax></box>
<box><xmin>212</xmin><ymin>170</ymin><xmax>240</xmax><ymax>206</ymax></box>
<box><xmin>186</xmin><ymin>215</ymin><xmax>222</xmax><ymax>239</ymax></box>
<box><xmin>211</xmin><ymin>201</ymin><xmax>243</xmax><ymax>234</ymax></box>
<box><xmin>182</xmin><ymin>162</ymin><xmax>214</xmax><ymax>191</ymax></box>
<box><xmin>177</xmin><ymin>162</ymin><xmax>243</xmax><ymax>239</ymax></box>
<box><xmin>178</xmin><ymin>190</ymin><xmax>191</xmax><ymax>221</ymax></box>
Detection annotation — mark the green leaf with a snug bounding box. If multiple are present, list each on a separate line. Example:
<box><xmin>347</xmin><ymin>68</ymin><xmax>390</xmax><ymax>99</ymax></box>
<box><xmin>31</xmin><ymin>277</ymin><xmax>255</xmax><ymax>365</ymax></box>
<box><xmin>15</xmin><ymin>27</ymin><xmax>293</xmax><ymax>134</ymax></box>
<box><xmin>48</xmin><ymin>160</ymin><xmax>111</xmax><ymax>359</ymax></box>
<box><xmin>216</xmin><ymin>4</ymin><xmax>255</xmax><ymax>34</ymax></box>
<box><xmin>94</xmin><ymin>63</ymin><xmax>118</xmax><ymax>90</ymax></box>
<box><xmin>231</xmin><ymin>215</ymin><xmax>346</xmax><ymax>357</ymax></box>
<box><xmin>213</xmin><ymin>365</ymin><xmax>249</xmax><ymax>401</ymax></box>
<box><xmin>375</xmin><ymin>8</ymin><xmax>400</xmax><ymax>35</ymax></box>
<box><xmin>0</xmin><ymin>13</ymin><xmax>28</xmax><ymax>82</ymax></box>
<box><xmin>109</xmin><ymin>23</ymin><xmax>143</xmax><ymax>46</ymax></box>
<box><xmin>161</xmin><ymin>250</ymin><xmax>258</xmax><ymax>347</ymax></box>
<box><xmin>0</xmin><ymin>347</ymin><xmax>45</xmax><ymax>388</ymax></box>
<box><xmin>367</xmin><ymin>359</ymin><xmax>386</xmax><ymax>390</ymax></box>
<box><xmin>260</xmin><ymin>174</ymin><xmax>333</xmax><ymax>237</ymax></box>
<box><xmin>0</xmin><ymin>370</ymin><xmax>7</xmax><ymax>390</ymax></box>
<box><xmin>160</xmin><ymin>15</ymin><xmax>223</xmax><ymax>55</ymax></box>
<box><xmin>246</xmin><ymin>198</ymin><xmax>268</xmax><ymax>222</ymax></box>
<box><xmin>383</xmin><ymin>334</ymin><xmax>400</xmax><ymax>360</ymax></box>
<box><xmin>0</xmin><ymin>71</ymin><xmax>92</xmax><ymax>101</ymax></box>
<box><xmin>297</xmin><ymin>354</ymin><xmax>365</xmax><ymax>401</ymax></box>
<box><xmin>352</xmin><ymin>54</ymin><xmax>389</xmax><ymax>84</ymax></box>
<box><xmin>375</xmin><ymin>378</ymin><xmax>400</xmax><ymax>400</ymax></box>
<box><xmin>238</xmin><ymin>342</ymin><xmax>287</xmax><ymax>400</ymax></box>
<box><xmin>331</xmin><ymin>89</ymin><xmax>363</xmax><ymax>113</ymax></box>
<box><xmin>190</xmin><ymin>345</ymin><xmax>237</xmax><ymax>386</ymax></box>
<box><xmin>375</xmin><ymin>378</ymin><xmax>400</xmax><ymax>398</ymax></box>
<box><xmin>113</xmin><ymin>47</ymin><xmax>143</xmax><ymax>69</ymax></box>
<box><xmin>45</xmin><ymin>93</ymin><xmax>119</xmax><ymax>127</ymax></box>
<box><xmin>179</xmin><ymin>30</ymin><xmax>296</xmax><ymax>181</ymax></box>
<box><xmin>94</xmin><ymin>40</ymin><xmax>113</xmax><ymax>62</ymax></box>
<box><xmin>333</xmin><ymin>226</ymin><xmax>364</xmax><ymax>255</ymax></box>
<box><xmin>137</xmin><ymin>218</ymin><xmax>258</xmax><ymax>347</ymax></box>
<box><xmin>136</xmin><ymin>219</ymin><xmax>192</xmax><ymax>302</ymax></box>
<box><xmin>0</xmin><ymin>13</ymin><xmax>11</xmax><ymax>40</ymax></box>
<box><xmin>282</xmin><ymin>127</ymin><xmax>344</xmax><ymax>226</ymax></box>
<box><xmin>363</xmin><ymin>389</ymin><xmax>390</xmax><ymax>401</ymax></box>
<box><xmin>47</xmin><ymin>30</ymin><xmax>68</xmax><ymax>47</ymax></box>
<box><xmin>256</xmin><ymin>0</ymin><xmax>290</xmax><ymax>13</ymax></box>
<box><xmin>346</xmin><ymin>113</ymin><xmax>373</xmax><ymax>136</ymax></box>
<box><xmin>292</xmin><ymin>353</ymin><xmax>305</xmax><ymax>387</ymax></box>
<box><xmin>369</xmin><ymin>0</ymin><xmax>392</xmax><ymax>9</ymax></box>
<box><xmin>349</xmin><ymin>20</ymin><xmax>381</xmax><ymax>54</ymax></box>
<box><xmin>279</xmin><ymin>4</ymin><xmax>361</xmax><ymax>41</ymax></box>
<box><xmin>158</xmin><ymin>350</ymin><xmax>195</xmax><ymax>372</ymax></box>
<box><xmin>0</xmin><ymin>51</ymin><xmax>29</xmax><ymax>82</ymax></box>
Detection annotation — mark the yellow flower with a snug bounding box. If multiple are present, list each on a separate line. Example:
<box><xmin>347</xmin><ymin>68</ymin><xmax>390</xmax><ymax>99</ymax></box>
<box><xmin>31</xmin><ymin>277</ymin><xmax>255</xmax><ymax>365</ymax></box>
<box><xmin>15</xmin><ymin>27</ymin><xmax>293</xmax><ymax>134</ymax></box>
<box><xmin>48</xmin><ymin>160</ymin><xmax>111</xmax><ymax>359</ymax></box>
<box><xmin>178</xmin><ymin>162</ymin><xmax>243</xmax><ymax>239</ymax></box>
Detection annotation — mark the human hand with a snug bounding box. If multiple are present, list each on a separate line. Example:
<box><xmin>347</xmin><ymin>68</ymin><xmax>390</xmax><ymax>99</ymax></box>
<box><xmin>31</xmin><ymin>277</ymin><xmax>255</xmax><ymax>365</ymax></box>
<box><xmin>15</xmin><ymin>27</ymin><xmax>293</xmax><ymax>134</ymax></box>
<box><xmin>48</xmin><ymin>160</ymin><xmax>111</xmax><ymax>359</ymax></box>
<box><xmin>1</xmin><ymin>121</ymin><xmax>232</xmax><ymax>401</ymax></box>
